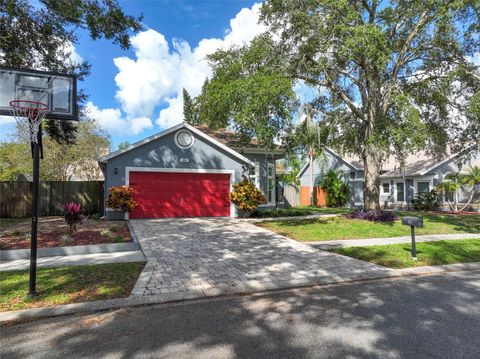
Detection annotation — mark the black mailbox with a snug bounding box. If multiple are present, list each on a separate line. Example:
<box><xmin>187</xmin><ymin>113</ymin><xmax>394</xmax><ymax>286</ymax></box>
<box><xmin>402</xmin><ymin>216</ymin><xmax>423</xmax><ymax>228</ymax></box>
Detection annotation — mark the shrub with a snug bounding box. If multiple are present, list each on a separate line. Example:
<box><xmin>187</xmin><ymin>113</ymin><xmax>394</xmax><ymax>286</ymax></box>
<box><xmin>251</xmin><ymin>208</ymin><xmax>312</xmax><ymax>218</ymax></box>
<box><xmin>411</xmin><ymin>190</ymin><xmax>439</xmax><ymax>211</ymax></box>
<box><xmin>90</xmin><ymin>213</ymin><xmax>102</xmax><ymax>220</ymax></box>
<box><xmin>229</xmin><ymin>177</ymin><xmax>266</xmax><ymax>217</ymax></box>
<box><xmin>346</xmin><ymin>210</ymin><xmax>398</xmax><ymax>222</ymax></box>
<box><xmin>106</xmin><ymin>185</ymin><xmax>137</xmax><ymax>213</ymax></box>
<box><xmin>12</xmin><ymin>229</ymin><xmax>23</xmax><ymax>237</ymax></box>
<box><xmin>59</xmin><ymin>234</ymin><xmax>73</xmax><ymax>246</ymax></box>
<box><xmin>100</xmin><ymin>228</ymin><xmax>111</xmax><ymax>236</ymax></box>
<box><xmin>320</xmin><ymin>170</ymin><xmax>350</xmax><ymax>207</ymax></box>
<box><xmin>63</xmin><ymin>202</ymin><xmax>84</xmax><ymax>234</ymax></box>
<box><xmin>114</xmin><ymin>236</ymin><xmax>124</xmax><ymax>243</ymax></box>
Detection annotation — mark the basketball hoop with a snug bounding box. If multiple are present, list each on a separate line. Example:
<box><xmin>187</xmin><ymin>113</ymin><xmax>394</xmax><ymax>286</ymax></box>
<box><xmin>9</xmin><ymin>100</ymin><xmax>49</xmax><ymax>143</ymax></box>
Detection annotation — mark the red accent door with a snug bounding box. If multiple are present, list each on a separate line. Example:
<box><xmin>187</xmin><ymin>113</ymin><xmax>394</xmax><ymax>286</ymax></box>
<box><xmin>129</xmin><ymin>171</ymin><xmax>231</xmax><ymax>218</ymax></box>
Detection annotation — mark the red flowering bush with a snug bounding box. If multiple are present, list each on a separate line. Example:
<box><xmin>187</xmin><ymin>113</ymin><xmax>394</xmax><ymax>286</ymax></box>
<box><xmin>106</xmin><ymin>185</ymin><xmax>137</xmax><ymax>213</ymax></box>
<box><xmin>63</xmin><ymin>202</ymin><xmax>84</xmax><ymax>233</ymax></box>
<box><xmin>229</xmin><ymin>177</ymin><xmax>266</xmax><ymax>217</ymax></box>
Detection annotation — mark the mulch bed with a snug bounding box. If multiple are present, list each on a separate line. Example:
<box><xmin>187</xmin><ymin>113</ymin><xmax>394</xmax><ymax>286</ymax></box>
<box><xmin>0</xmin><ymin>217</ymin><xmax>132</xmax><ymax>250</ymax></box>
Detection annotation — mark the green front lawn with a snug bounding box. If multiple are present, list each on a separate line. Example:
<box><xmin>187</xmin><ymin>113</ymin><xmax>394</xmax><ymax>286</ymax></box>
<box><xmin>332</xmin><ymin>238</ymin><xmax>480</xmax><ymax>268</ymax></box>
<box><xmin>0</xmin><ymin>262</ymin><xmax>144</xmax><ymax>312</ymax></box>
<box><xmin>258</xmin><ymin>211</ymin><xmax>480</xmax><ymax>241</ymax></box>
<box><xmin>252</xmin><ymin>206</ymin><xmax>352</xmax><ymax>218</ymax></box>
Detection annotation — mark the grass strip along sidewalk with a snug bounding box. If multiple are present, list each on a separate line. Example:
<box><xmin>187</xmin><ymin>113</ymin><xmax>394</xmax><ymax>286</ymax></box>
<box><xmin>0</xmin><ymin>262</ymin><xmax>144</xmax><ymax>312</ymax></box>
<box><xmin>258</xmin><ymin>212</ymin><xmax>479</xmax><ymax>241</ymax></box>
<box><xmin>332</xmin><ymin>238</ymin><xmax>480</xmax><ymax>269</ymax></box>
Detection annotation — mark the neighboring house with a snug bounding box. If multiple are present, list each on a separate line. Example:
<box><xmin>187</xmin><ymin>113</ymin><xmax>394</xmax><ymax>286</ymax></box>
<box><xmin>297</xmin><ymin>147</ymin><xmax>364</xmax><ymax>207</ymax></box>
<box><xmin>98</xmin><ymin>123</ymin><xmax>284</xmax><ymax>219</ymax></box>
<box><xmin>297</xmin><ymin>146</ymin><xmax>480</xmax><ymax>209</ymax></box>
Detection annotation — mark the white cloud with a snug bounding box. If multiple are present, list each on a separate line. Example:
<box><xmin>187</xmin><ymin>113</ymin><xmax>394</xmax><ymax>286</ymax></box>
<box><xmin>88</xmin><ymin>2</ymin><xmax>266</xmax><ymax>135</ymax></box>
<box><xmin>85</xmin><ymin>102</ymin><xmax>152</xmax><ymax>135</ymax></box>
<box><xmin>64</xmin><ymin>42</ymin><xmax>83</xmax><ymax>65</ymax></box>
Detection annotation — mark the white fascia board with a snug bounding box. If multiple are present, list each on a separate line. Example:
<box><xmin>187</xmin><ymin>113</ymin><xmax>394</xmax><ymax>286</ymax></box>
<box><xmin>183</xmin><ymin>123</ymin><xmax>255</xmax><ymax>166</ymax></box>
<box><xmin>99</xmin><ymin>122</ymin><xmax>254</xmax><ymax>167</ymax></box>
<box><xmin>420</xmin><ymin>145</ymin><xmax>477</xmax><ymax>176</ymax></box>
<box><xmin>296</xmin><ymin>147</ymin><xmax>359</xmax><ymax>179</ymax></box>
<box><xmin>99</xmin><ymin>123</ymin><xmax>185</xmax><ymax>163</ymax></box>
<box><xmin>296</xmin><ymin>161</ymin><xmax>310</xmax><ymax>179</ymax></box>
<box><xmin>325</xmin><ymin>147</ymin><xmax>360</xmax><ymax>171</ymax></box>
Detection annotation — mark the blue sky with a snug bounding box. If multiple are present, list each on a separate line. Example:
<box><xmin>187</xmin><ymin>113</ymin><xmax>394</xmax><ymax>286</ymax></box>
<box><xmin>1</xmin><ymin>0</ymin><xmax>261</xmax><ymax>149</ymax></box>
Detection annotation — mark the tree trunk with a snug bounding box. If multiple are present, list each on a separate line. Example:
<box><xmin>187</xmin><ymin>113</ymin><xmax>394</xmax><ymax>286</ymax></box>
<box><xmin>309</xmin><ymin>147</ymin><xmax>314</xmax><ymax>206</ymax></box>
<box><xmin>362</xmin><ymin>143</ymin><xmax>381</xmax><ymax>211</ymax></box>
<box><xmin>454</xmin><ymin>185</ymin><xmax>458</xmax><ymax>212</ymax></box>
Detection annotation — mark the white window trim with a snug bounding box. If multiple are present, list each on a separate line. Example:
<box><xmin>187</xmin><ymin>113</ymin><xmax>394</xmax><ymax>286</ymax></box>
<box><xmin>381</xmin><ymin>181</ymin><xmax>390</xmax><ymax>195</ymax></box>
<box><xmin>267</xmin><ymin>163</ymin><xmax>276</xmax><ymax>206</ymax></box>
<box><xmin>394</xmin><ymin>181</ymin><xmax>406</xmax><ymax>204</ymax></box>
<box><xmin>122</xmin><ymin>166</ymin><xmax>236</xmax><ymax>219</ymax></box>
<box><xmin>413</xmin><ymin>176</ymin><xmax>436</xmax><ymax>197</ymax></box>
<box><xmin>249</xmin><ymin>162</ymin><xmax>260</xmax><ymax>189</ymax></box>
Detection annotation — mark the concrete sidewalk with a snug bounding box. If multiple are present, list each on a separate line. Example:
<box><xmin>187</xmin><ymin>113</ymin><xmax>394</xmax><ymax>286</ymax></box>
<box><xmin>0</xmin><ymin>251</ymin><xmax>146</xmax><ymax>271</ymax></box>
<box><xmin>306</xmin><ymin>233</ymin><xmax>480</xmax><ymax>250</ymax></box>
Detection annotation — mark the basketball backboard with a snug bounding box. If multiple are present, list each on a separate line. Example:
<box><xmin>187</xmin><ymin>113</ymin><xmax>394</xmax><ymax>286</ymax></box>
<box><xmin>0</xmin><ymin>66</ymin><xmax>77</xmax><ymax>120</ymax></box>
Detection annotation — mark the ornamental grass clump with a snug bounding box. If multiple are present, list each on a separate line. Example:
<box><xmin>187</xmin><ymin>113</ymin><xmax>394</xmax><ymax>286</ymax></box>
<box><xmin>106</xmin><ymin>185</ymin><xmax>137</xmax><ymax>213</ymax></box>
<box><xmin>63</xmin><ymin>202</ymin><xmax>84</xmax><ymax>233</ymax></box>
<box><xmin>229</xmin><ymin>177</ymin><xmax>266</xmax><ymax>217</ymax></box>
<box><xmin>345</xmin><ymin>210</ymin><xmax>398</xmax><ymax>222</ymax></box>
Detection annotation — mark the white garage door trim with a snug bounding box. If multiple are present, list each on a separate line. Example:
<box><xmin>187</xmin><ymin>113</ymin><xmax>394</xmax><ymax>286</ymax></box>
<box><xmin>124</xmin><ymin>166</ymin><xmax>236</xmax><ymax>219</ymax></box>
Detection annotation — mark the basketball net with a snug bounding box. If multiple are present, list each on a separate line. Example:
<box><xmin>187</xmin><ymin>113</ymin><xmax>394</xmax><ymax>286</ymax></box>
<box><xmin>9</xmin><ymin>100</ymin><xmax>49</xmax><ymax>143</ymax></box>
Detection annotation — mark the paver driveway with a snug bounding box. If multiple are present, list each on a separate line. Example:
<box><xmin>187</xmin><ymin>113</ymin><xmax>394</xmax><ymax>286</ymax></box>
<box><xmin>129</xmin><ymin>218</ymin><xmax>391</xmax><ymax>299</ymax></box>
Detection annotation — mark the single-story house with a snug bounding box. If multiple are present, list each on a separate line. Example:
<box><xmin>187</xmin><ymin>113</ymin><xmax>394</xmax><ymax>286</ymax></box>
<box><xmin>98</xmin><ymin>123</ymin><xmax>284</xmax><ymax>219</ymax></box>
<box><xmin>297</xmin><ymin>147</ymin><xmax>364</xmax><ymax>207</ymax></box>
<box><xmin>297</xmin><ymin>146</ymin><xmax>480</xmax><ymax>209</ymax></box>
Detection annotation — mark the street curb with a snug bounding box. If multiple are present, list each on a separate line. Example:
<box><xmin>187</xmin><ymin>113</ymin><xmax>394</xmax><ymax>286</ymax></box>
<box><xmin>2</xmin><ymin>261</ymin><xmax>479</xmax><ymax>325</ymax></box>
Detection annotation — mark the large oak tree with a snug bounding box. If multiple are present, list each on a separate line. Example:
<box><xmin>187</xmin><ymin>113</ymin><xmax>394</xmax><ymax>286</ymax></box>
<box><xmin>195</xmin><ymin>0</ymin><xmax>480</xmax><ymax>210</ymax></box>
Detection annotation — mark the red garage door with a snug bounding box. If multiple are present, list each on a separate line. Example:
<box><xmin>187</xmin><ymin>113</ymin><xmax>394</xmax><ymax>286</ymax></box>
<box><xmin>129</xmin><ymin>171</ymin><xmax>231</xmax><ymax>218</ymax></box>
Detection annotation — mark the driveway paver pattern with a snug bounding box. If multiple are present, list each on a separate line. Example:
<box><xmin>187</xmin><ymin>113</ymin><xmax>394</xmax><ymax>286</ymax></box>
<box><xmin>129</xmin><ymin>218</ymin><xmax>391</xmax><ymax>297</ymax></box>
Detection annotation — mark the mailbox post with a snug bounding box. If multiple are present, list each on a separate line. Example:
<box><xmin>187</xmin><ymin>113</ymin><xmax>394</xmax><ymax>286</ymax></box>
<box><xmin>402</xmin><ymin>216</ymin><xmax>423</xmax><ymax>260</ymax></box>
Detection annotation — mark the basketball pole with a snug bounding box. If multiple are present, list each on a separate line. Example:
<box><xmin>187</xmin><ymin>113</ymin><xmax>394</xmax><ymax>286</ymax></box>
<box><xmin>29</xmin><ymin>121</ymin><xmax>41</xmax><ymax>296</ymax></box>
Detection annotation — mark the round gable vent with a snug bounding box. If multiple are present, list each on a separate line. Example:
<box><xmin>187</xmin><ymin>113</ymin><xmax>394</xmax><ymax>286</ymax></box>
<box><xmin>175</xmin><ymin>130</ymin><xmax>194</xmax><ymax>149</ymax></box>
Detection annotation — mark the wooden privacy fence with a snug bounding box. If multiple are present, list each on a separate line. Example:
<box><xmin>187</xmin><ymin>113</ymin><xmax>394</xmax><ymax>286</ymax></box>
<box><xmin>300</xmin><ymin>186</ymin><xmax>327</xmax><ymax>206</ymax></box>
<box><xmin>0</xmin><ymin>181</ymin><xmax>104</xmax><ymax>217</ymax></box>
<box><xmin>281</xmin><ymin>184</ymin><xmax>301</xmax><ymax>207</ymax></box>
<box><xmin>280</xmin><ymin>184</ymin><xmax>327</xmax><ymax>207</ymax></box>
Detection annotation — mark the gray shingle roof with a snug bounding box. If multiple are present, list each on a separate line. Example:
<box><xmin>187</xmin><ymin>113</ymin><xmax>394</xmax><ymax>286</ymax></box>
<box><xmin>380</xmin><ymin>158</ymin><xmax>438</xmax><ymax>177</ymax></box>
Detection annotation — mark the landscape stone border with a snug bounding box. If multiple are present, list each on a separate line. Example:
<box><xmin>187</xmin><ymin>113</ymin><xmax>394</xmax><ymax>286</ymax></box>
<box><xmin>0</xmin><ymin>221</ymin><xmax>139</xmax><ymax>261</ymax></box>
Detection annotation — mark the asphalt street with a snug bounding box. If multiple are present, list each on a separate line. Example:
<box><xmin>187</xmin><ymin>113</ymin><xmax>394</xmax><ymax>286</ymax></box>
<box><xmin>1</xmin><ymin>270</ymin><xmax>479</xmax><ymax>359</ymax></box>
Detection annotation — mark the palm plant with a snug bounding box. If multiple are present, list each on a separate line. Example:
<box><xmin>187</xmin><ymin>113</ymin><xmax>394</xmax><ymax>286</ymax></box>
<box><xmin>437</xmin><ymin>166</ymin><xmax>480</xmax><ymax>212</ymax></box>
<box><xmin>295</xmin><ymin>104</ymin><xmax>326</xmax><ymax>206</ymax></box>
<box><xmin>459</xmin><ymin>165</ymin><xmax>480</xmax><ymax>211</ymax></box>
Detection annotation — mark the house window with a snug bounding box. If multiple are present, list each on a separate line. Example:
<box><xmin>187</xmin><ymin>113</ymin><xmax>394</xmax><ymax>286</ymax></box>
<box><xmin>267</xmin><ymin>163</ymin><xmax>275</xmax><ymax>204</ymax></box>
<box><xmin>417</xmin><ymin>181</ymin><xmax>430</xmax><ymax>193</ymax></box>
<box><xmin>349</xmin><ymin>171</ymin><xmax>356</xmax><ymax>180</ymax></box>
<box><xmin>396</xmin><ymin>182</ymin><xmax>405</xmax><ymax>202</ymax></box>
<box><xmin>249</xmin><ymin>163</ymin><xmax>259</xmax><ymax>188</ymax></box>
<box><xmin>381</xmin><ymin>182</ymin><xmax>390</xmax><ymax>194</ymax></box>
